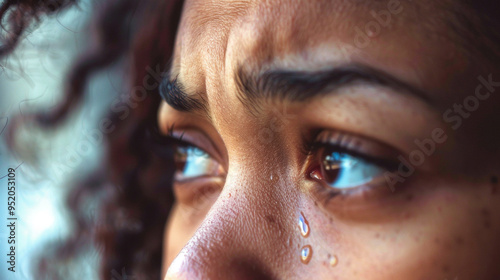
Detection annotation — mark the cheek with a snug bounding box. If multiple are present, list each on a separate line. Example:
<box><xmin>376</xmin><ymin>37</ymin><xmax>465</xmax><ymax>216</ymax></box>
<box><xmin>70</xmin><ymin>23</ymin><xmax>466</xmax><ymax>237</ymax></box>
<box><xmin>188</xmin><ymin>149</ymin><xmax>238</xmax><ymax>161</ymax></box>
<box><xmin>298</xmin><ymin>179</ymin><xmax>500</xmax><ymax>279</ymax></box>
<box><xmin>330</xmin><ymin>183</ymin><xmax>499</xmax><ymax>279</ymax></box>
<box><xmin>161</xmin><ymin>165</ymin><xmax>500</xmax><ymax>279</ymax></box>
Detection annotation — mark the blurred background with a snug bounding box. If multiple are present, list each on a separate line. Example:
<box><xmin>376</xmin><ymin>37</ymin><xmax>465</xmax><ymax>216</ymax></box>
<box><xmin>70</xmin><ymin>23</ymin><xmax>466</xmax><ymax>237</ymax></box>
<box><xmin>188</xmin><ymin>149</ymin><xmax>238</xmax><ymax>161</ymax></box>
<box><xmin>0</xmin><ymin>1</ymin><xmax>123</xmax><ymax>279</ymax></box>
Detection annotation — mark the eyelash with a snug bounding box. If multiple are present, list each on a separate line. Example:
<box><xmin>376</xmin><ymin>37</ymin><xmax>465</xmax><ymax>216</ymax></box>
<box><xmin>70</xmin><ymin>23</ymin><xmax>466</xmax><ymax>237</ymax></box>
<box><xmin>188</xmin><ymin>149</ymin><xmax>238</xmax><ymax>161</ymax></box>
<box><xmin>308</xmin><ymin>142</ymin><xmax>397</xmax><ymax>171</ymax></box>
<box><xmin>157</xmin><ymin>125</ymin><xmax>399</xmax><ymax>208</ymax></box>
<box><xmin>303</xmin><ymin>129</ymin><xmax>397</xmax><ymax>165</ymax></box>
<box><xmin>302</xmin><ymin>130</ymin><xmax>399</xmax><ymax>200</ymax></box>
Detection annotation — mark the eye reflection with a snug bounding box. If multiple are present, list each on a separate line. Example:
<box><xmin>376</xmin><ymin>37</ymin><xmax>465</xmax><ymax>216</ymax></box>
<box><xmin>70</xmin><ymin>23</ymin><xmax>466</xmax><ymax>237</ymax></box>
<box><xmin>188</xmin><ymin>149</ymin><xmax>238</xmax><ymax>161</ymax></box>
<box><xmin>314</xmin><ymin>147</ymin><xmax>387</xmax><ymax>190</ymax></box>
<box><xmin>174</xmin><ymin>145</ymin><xmax>221</xmax><ymax>181</ymax></box>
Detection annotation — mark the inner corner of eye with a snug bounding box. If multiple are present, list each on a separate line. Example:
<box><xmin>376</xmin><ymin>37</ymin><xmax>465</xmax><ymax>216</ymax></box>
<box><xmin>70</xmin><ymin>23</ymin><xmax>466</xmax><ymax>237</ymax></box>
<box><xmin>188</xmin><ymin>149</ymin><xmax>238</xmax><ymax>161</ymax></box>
<box><xmin>308</xmin><ymin>167</ymin><xmax>324</xmax><ymax>181</ymax></box>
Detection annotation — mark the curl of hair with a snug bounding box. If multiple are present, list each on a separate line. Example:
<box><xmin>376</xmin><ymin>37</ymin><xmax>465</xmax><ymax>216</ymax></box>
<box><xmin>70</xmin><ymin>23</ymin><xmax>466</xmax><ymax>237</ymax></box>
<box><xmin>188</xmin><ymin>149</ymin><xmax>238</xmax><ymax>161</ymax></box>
<box><xmin>2</xmin><ymin>0</ymin><xmax>184</xmax><ymax>279</ymax></box>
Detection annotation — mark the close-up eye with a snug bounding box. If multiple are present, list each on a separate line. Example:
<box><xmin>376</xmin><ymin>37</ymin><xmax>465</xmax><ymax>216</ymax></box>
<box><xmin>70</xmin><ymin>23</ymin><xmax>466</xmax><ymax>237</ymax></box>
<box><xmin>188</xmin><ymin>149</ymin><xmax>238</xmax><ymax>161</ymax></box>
<box><xmin>308</xmin><ymin>131</ymin><xmax>398</xmax><ymax>194</ymax></box>
<box><xmin>174</xmin><ymin>144</ymin><xmax>223</xmax><ymax>182</ymax></box>
<box><xmin>311</xmin><ymin>147</ymin><xmax>387</xmax><ymax>189</ymax></box>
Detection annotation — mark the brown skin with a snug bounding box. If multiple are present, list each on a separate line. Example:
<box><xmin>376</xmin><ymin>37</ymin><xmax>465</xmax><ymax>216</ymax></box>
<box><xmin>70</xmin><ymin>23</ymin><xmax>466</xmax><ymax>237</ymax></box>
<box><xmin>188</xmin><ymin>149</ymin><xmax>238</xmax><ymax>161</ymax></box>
<box><xmin>158</xmin><ymin>0</ymin><xmax>500</xmax><ymax>279</ymax></box>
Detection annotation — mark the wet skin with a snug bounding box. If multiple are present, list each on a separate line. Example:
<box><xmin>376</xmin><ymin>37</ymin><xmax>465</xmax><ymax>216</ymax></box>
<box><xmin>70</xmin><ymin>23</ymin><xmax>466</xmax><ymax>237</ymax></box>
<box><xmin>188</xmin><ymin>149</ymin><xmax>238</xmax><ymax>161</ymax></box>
<box><xmin>158</xmin><ymin>0</ymin><xmax>500</xmax><ymax>279</ymax></box>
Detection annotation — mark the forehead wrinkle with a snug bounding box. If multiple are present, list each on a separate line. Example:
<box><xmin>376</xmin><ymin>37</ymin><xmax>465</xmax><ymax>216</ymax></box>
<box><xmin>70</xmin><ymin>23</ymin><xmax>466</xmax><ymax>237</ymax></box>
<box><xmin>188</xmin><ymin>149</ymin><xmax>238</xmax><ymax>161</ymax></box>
<box><xmin>179</xmin><ymin>0</ymin><xmax>386</xmax><ymax>115</ymax></box>
<box><xmin>172</xmin><ymin>1</ymin><xmax>250</xmax><ymax>118</ymax></box>
<box><xmin>176</xmin><ymin>0</ymin><xmax>489</xmax><ymax>124</ymax></box>
<box><xmin>223</xmin><ymin>1</ymin><xmax>368</xmax><ymax>116</ymax></box>
<box><xmin>172</xmin><ymin>0</ymin><xmax>258</xmax><ymax>133</ymax></box>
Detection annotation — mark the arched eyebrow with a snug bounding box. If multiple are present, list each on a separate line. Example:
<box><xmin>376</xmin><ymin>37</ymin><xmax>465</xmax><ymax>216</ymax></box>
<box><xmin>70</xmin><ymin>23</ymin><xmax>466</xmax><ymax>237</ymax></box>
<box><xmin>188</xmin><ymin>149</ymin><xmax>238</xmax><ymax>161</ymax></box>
<box><xmin>159</xmin><ymin>75</ymin><xmax>205</xmax><ymax>112</ymax></box>
<box><xmin>235</xmin><ymin>63</ymin><xmax>433</xmax><ymax>112</ymax></box>
<box><xmin>159</xmin><ymin>64</ymin><xmax>433</xmax><ymax>114</ymax></box>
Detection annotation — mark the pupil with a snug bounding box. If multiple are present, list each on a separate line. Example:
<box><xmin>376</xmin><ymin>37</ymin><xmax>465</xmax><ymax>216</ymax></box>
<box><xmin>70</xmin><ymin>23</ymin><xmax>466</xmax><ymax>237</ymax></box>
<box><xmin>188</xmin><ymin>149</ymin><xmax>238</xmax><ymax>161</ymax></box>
<box><xmin>175</xmin><ymin>147</ymin><xmax>188</xmax><ymax>171</ymax></box>
<box><xmin>321</xmin><ymin>151</ymin><xmax>343</xmax><ymax>184</ymax></box>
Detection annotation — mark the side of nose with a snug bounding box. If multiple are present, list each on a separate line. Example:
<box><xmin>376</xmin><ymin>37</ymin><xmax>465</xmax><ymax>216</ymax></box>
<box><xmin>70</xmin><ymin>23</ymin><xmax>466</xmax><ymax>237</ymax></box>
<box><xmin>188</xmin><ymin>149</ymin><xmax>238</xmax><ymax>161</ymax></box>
<box><xmin>164</xmin><ymin>175</ymin><xmax>296</xmax><ymax>280</ymax></box>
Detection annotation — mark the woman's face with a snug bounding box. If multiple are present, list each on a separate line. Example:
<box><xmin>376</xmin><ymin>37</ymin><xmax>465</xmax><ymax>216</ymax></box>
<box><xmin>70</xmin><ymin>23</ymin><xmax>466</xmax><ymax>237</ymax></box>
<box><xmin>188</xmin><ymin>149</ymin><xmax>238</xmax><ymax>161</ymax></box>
<box><xmin>158</xmin><ymin>0</ymin><xmax>500</xmax><ymax>279</ymax></box>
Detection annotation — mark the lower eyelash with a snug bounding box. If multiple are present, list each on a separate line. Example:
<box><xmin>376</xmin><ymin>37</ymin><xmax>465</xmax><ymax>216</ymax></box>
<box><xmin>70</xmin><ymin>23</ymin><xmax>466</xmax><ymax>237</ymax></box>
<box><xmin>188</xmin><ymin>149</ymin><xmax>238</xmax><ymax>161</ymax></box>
<box><xmin>312</xmin><ymin>176</ymin><xmax>394</xmax><ymax>208</ymax></box>
<box><xmin>313</xmin><ymin>183</ymin><xmax>343</xmax><ymax>205</ymax></box>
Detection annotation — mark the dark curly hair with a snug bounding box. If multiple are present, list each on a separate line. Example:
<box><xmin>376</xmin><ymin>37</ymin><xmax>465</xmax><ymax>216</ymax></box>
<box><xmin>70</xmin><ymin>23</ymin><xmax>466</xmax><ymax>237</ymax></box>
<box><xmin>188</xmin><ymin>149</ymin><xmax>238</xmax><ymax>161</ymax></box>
<box><xmin>1</xmin><ymin>0</ymin><xmax>183</xmax><ymax>279</ymax></box>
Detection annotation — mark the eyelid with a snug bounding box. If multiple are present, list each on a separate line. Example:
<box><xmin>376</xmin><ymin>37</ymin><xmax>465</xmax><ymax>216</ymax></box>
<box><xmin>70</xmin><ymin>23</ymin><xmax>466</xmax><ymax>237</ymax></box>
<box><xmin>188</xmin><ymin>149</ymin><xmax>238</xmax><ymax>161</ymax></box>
<box><xmin>315</xmin><ymin>131</ymin><xmax>400</xmax><ymax>160</ymax></box>
<box><xmin>173</xmin><ymin>177</ymin><xmax>224</xmax><ymax>204</ymax></box>
<box><xmin>302</xmin><ymin>130</ymin><xmax>401</xmax><ymax>174</ymax></box>
<box><xmin>302</xmin><ymin>129</ymin><xmax>402</xmax><ymax>186</ymax></box>
<box><xmin>170</xmin><ymin>128</ymin><xmax>225</xmax><ymax>167</ymax></box>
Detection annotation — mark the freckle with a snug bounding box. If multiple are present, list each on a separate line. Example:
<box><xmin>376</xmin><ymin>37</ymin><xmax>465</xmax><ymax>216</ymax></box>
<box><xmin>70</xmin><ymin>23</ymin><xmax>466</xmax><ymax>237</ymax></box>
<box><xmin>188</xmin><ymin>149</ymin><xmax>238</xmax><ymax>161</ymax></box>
<box><xmin>413</xmin><ymin>236</ymin><xmax>420</xmax><ymax>243</ymax></box>
<box><xmin>314</xmin><ymin>201</ymin><xmax>318</xmax><ymax>207</ymax></box>
<box><xmin>434</xmin><ymin>237</ymin><xmax>441</xmax><ymax>244</ymax></box>
<box><xmin>437</xmin><ymin>206</ymin><xmax>443</xmax><ymax>213</ymax></box>
<box><xmin>403</xmin><ymin>212</ymin><xmax>412</xmax><ymax>219</ymax></box>
<box><xmin>329</xmin><ymin>217</ymin><xmax>333</xmax><ymax>223</ymax></box>
<box><xmin>442</xmin><ymin>264</ymin><xmax>450</xmax><ymax>273</ymax></box>
<box><xmin>455</xmin><ymin>236</ymin><xmax>464</xmax><ymax>245</ymax></box>
<box><xmin>374</xmin><ymin>233</ymin><xmax>380</xmax><ymax>238</ymax></box>
<box><xmin>406</xmin><ymin>194</ymin><xmax>414</xmax><ymax>201</ymax></box>
<box><xmin>265</xmin><ymin>214</ymin><xmax>276</xmax><ymax>224</ymax></box>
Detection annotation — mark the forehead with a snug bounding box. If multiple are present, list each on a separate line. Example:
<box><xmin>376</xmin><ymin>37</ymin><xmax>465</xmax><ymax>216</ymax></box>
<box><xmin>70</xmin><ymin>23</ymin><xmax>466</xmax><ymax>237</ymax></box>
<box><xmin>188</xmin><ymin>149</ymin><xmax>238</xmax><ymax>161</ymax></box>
<box><xmin>171</xmin><ymin>0</ymin><xmax>467</xmax><ymax>111</ymax></box>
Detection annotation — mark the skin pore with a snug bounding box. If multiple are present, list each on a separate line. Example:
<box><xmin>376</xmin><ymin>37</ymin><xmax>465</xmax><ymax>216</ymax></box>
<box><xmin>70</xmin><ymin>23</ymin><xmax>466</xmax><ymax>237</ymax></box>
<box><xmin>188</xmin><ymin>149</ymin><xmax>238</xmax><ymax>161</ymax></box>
<box><xmin>158</xmin><ymin>0</ymin><xmax>500</xmax><ymax>279</ymax></box>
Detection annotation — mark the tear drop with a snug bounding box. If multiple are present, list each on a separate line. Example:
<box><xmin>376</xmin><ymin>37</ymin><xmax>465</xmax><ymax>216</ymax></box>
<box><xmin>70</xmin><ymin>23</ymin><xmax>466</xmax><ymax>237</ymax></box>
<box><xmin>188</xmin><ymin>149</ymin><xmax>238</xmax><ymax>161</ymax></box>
<box><xmin>300</xmin><ymin>245</ymin><xmax>313</xmax><ymax>264</ymax></box>
<box><xmin>329</xmin><ymin>255</ymin><xmax>338</xmax><ymax>267</ymax></box>
<box><xmin>298</xmin><ymin>212</ymin><xmax>310</xmax><ymax>237</ymax></box>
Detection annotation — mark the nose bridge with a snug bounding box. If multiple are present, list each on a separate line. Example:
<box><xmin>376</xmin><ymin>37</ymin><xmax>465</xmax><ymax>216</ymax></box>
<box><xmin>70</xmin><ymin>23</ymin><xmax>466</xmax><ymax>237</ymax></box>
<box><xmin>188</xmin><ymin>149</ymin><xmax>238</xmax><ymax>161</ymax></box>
<box><xmin>165</xmin><ymin>168</ymin><xmax>298</xmax><ymax>280</ymax></box>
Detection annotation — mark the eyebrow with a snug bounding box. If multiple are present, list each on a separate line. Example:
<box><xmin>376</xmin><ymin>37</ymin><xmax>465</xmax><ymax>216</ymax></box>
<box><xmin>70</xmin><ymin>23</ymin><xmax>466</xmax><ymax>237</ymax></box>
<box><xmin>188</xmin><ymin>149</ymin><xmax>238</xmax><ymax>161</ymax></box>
<box><xmin>159</xmin><ymin>64</ymin><xmax>432</xmax><ymax>113</ymax></box>
<box><xmin>235</xmin><ymin>63</ymin><xmax>432</xmax><ymax>112</ymax></box>
<box><xmin>159</xmin><ymin>76</ymin><xmax>205</xmax><ymax>112</ymax></box>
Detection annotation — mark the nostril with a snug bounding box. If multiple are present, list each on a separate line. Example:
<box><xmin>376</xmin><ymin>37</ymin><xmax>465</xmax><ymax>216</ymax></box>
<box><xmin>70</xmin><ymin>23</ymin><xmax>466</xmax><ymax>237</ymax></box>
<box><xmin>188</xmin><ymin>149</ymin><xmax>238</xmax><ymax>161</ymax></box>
<box><xmin>165</xmin><ymin>252</ymin><xmax>275</xmax><ymax>280</ymax></box>
<box><xmin>227</xmin><ymin>258</ymin><xmax>275</xmax><ymax>280</ymax></box>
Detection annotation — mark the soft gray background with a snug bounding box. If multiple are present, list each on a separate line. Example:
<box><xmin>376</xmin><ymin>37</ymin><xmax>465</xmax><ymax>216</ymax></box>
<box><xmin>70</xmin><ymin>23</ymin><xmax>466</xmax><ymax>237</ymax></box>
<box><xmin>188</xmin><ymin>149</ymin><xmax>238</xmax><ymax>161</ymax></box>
<box><xmin>0</xmin><ymin>1</ymin><xmax>122</xmax><ymax>279</ymax></box>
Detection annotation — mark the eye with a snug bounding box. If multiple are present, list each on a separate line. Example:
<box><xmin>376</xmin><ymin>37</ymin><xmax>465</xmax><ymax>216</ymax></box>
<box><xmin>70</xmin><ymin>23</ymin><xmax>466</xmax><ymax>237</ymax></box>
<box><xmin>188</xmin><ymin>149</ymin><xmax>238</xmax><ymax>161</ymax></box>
<box><xmin>174</xmin><ymin>144</ymin><xmax>223</xmax><ymax>182</ymax></box>
<box><xmin>307</xmin><ymin>131</ymin><xmax>398</xmax><ymax>193</ymax></box>
<box><xmin>311</xmin><ymin>146</ymin><xmax>387</xmax><ymax>190</ymax></box>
